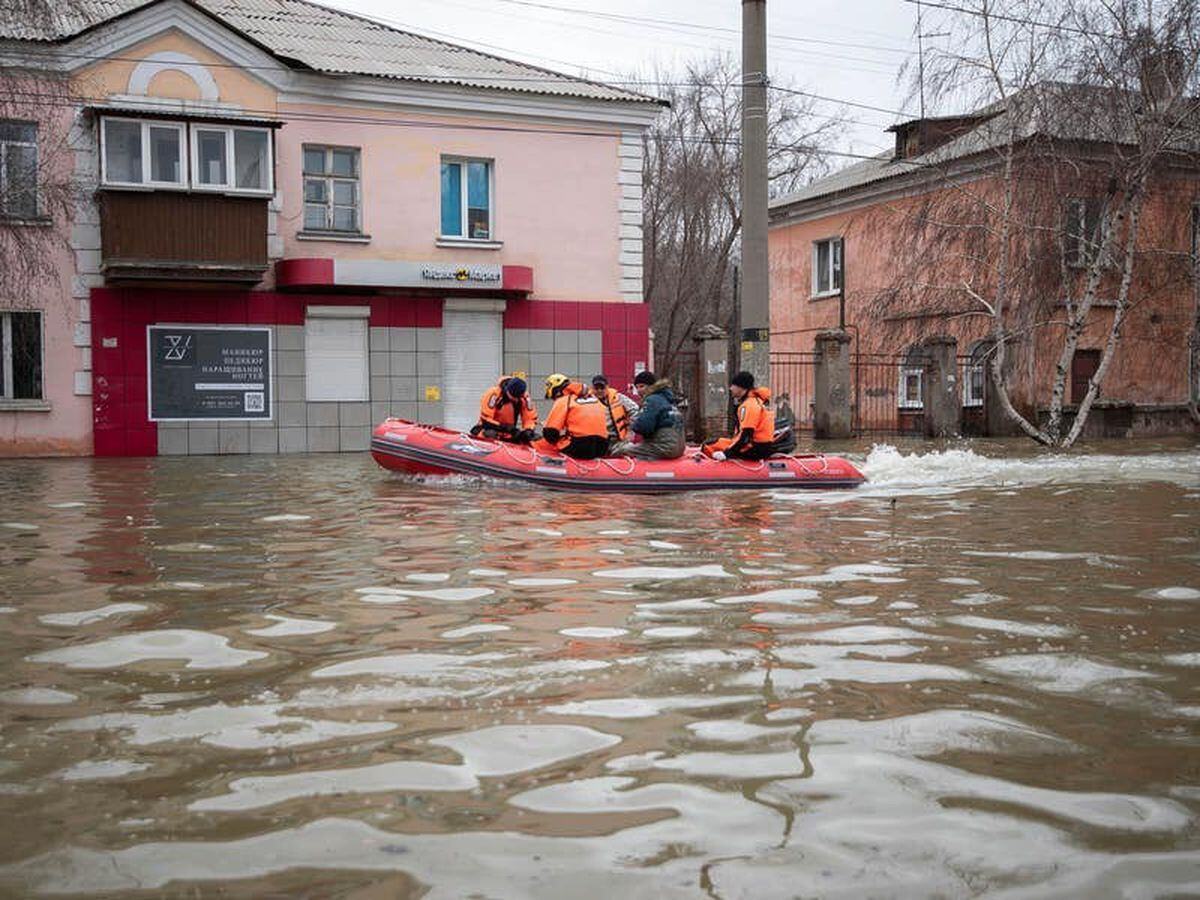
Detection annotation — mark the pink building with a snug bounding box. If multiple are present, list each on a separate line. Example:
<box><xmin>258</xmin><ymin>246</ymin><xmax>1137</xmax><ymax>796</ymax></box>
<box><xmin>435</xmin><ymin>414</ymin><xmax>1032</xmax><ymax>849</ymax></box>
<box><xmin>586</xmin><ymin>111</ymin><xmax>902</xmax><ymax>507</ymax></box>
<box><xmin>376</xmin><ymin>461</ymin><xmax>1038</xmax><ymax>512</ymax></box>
<box><xmin>1</xmin><ymin>0</ymin><xmax>660</xmax><ymax>456</ymax></box>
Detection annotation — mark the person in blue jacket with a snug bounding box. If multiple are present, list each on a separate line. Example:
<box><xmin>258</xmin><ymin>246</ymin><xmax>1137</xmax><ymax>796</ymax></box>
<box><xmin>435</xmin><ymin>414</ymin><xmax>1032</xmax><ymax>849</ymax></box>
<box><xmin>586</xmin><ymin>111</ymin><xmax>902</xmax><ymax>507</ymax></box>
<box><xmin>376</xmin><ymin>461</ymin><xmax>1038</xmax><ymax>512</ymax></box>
<box><xmin>609</xmin><ymin>370</ymin><xmax>686</xmax><ymax>460</ymax></box>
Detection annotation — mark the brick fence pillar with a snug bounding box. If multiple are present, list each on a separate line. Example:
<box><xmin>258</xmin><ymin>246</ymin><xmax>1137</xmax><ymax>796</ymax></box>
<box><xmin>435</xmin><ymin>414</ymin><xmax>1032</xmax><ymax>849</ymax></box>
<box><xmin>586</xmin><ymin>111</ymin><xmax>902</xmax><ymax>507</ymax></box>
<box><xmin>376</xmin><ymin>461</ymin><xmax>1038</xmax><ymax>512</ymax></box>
<box><xmin>694</xmin><ymin>325</ymin><xmax>729</xmax><ymax>442</ymax></box>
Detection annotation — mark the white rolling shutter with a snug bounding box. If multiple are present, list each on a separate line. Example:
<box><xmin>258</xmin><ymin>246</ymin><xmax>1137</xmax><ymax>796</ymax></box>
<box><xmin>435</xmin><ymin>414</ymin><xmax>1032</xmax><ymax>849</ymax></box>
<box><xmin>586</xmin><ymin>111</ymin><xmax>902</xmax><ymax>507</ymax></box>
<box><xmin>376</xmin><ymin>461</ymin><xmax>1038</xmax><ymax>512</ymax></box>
<box><xmin>305</xmin><ymin>308</ymin><xmax>369</xmax><ymax>401</ymax></box>
<box><xmin>443</xmin><ymin>309</ymin><xmax>502</xmax><ymax>431</ymax></box>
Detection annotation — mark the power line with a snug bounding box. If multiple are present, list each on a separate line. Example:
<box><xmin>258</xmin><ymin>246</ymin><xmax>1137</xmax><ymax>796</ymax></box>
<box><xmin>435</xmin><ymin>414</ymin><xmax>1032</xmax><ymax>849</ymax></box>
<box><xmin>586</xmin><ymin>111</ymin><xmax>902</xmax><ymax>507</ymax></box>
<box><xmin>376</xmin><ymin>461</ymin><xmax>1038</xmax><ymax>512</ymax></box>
<box><xmin>1</xmin><ymin>89</ymin><xmax>896</xmax><ymax>161</ymax></box>
<box><xmin>898</xmin><ymin>0</ymin><xmax>1144</xmax><ymax>42</ymax></box>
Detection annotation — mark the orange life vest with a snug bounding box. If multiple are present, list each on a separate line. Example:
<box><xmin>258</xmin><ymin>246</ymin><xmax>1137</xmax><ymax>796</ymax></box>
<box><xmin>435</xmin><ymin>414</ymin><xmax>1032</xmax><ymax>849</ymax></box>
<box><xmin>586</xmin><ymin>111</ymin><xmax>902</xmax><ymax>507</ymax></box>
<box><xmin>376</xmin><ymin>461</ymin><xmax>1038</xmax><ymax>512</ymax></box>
<box><xmin>541</xmin><ymin>393</ymin><xmax>609</xmax><ymax>449</ymax></box>
<box><xmin>478</xmin><ymin>378</ymin><xmax>538</xmax><ymax>432</ymax></box>
<box><xmin>736</xmin><ymin>388</ymin><xmax>775</xmax><ymax>444</ymax></box>
<box><xmin>594</xmin><ymin>386</ymin><xmax>631</xmax><ymax>440</ymax></box>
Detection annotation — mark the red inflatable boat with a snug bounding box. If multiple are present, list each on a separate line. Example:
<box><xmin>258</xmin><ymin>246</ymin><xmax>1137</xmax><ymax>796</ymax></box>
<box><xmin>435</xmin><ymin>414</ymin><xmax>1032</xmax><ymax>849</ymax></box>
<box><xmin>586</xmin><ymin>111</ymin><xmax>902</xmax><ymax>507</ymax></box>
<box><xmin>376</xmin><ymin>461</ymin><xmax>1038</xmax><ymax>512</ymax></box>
<box><xmin>370</xmin><ymin>419</ymin><xmax>865</xmax><ymax>492</ymax></box>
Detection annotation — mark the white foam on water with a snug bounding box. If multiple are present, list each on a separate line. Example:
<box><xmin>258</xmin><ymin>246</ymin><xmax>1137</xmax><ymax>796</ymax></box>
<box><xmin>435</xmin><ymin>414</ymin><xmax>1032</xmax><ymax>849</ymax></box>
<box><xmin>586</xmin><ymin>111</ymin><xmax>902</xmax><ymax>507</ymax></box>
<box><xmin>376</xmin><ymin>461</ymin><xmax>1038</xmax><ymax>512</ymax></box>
<box><xmin>468</xmin><ymin>568</ymin><xmax>507</xmax><ymax>577</ymax></box>
<box><xmin>160</xmin><ymin>543</ymin><xmax>218</xmax><ymax>552</ymax></box>
<box><xmin>887</xmin><ymin>601</ymin><xmax>919</xmax><ymax>610</ymax></box>
<box><xmin>171</xmin><ymin>582</ymin><xmax>207</xmax><ymax>590</ymax></box>
<box><xmin>648</xmin><ymin>540</ymin><xmax>682</xmax><ymax>550</ymax></box>
<box><xmin>0</xmin><ymin>687</ymin><xmax>77</xmax><ymax>705</ymax></box>
<box><xmin>951</xmin><ymin>592</ymin><xmax>1005</xmax><ymax>607</ymax></box>
<box><xmin>963</xmin><ymin>550</ymin><xmax>1108</xmax><ymax>561</ymax></box>
<box><xmin>592</xmin><ymin>564</ymin><xmax>733</xmax><ymax>581</ymax></box>
<box><xmin>510</xmin><ymin>577</ymin><xmax>578</xmax><ymax>587</ymax></box>
<box><xmin>561</xmin><ymin>627</ymin><xmax>628</xmax><ymax>639</ymax></box>
<box><xmin>794</xmin><ymin>563</ymin><xmax>905</xmax><ymax>585</ymax></box>
<box><xmin>739</xmin><ymin>567</ymin><xmax>786</xmax><ymax>575</ymax></box>
<box><xmin>945</xmin><ymin>615</ymin><xmax>1075</xmax><ymax>638</ymax></box>
<box><xmin>2</xmin><ymin>522</ymin><xmax>37</xmax><ymax>531</ymax></box>
<box><xmin>244</xmin><ymin>615</ymin><xmax>336</xmax><ymax>637</ymax></box>
<box><xmin>406</xmin><ymin>573</ymin><xmax>451</xmax><ymax>583</ymax></box>
<box><xmin>257</xmin><ymin>514</ymin><xmax>312</xmax><ymax>523</ymax></box>
<box><xmin>940</xmin><ymin>577</ymin><xmax>981</xmax><ymax>586</ymax></box>
<box><xmin>800</xmin><ymin>625</ymin><xmax>932</xmax><ymax>644</ymax></box>
<box><xmin>0</xmin><ymin>607</ymin><xmax>14</xmax><ymax>614</ymax></box>
<box><xmin>598</xmin><ymin>529</ymin><xmax>630</xmax><ymax>535</ymax></box>
<box><xmin>58</xmin><ymin>759</ymin><xmax>151</xmax><ymax>782</ymax></box>
<box><xmin>47</xmin><ymin>502</ymin><xmax>86</xmax><ymax>509</ymax></box>
<box><xmin>38</xmin><ymin>603</ymin><xmax>148</xmax><ymax>627</ymax></box>
<box><xmin>357</xmin><ymin>593</ymin><xmax>408</xmax><ymax>605</ymax></box>
<box><xmin>528</xmin><ymin>527</ymin><xmax>564</xmax><ymax>537</ymax></box>
<box><xmin>686</xmin><ymin>719</ymin><xmax>796</xmax><ymax>743</ymax></box>
<box><xmin>1140</xmin><ymin>586</ymin><xmax>1200</xmax><ymax>601</ymax></box>
<box><xmin>633</xmin><ymin>598</ymin><xmax>718</xmax><ymax>619</ymax></box>
<box><xmin>857</xmin><ymin>444</ymin><xmax>1200</xmax><ymax>493</ymax></box>
<box><xmin>28</xmin><ymin>630</ymin><xmax>267</xmax><ymax>670</ymax></box>
<box><xmin>642</xmin><ymin>627</ymin><xmax>702</xmax><ymax>639</ymax></box>
<box><xmin>597</xmin><ymin>548</ymin><xmax>625</xmax><ymax>555</ymax></box>
<box><xmin>978</xmin><ymin>654</ymin><xmax>1158</xmax><ymax>693</ymax></box>
<box><xmin>441</xmin><ymin>624</ymin><xmax>511</xmax><ymax>639</ymax></box>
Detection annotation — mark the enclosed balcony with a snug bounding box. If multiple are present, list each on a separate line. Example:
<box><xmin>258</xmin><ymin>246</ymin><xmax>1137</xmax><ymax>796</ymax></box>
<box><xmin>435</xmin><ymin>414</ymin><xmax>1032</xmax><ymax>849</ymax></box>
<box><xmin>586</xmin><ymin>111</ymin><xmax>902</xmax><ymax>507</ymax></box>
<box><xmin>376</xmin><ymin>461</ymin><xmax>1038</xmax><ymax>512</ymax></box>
<box><xmin>99</xmin><ymin>190</ymin><xmax>268</xmax><ymax>285</ymax></box>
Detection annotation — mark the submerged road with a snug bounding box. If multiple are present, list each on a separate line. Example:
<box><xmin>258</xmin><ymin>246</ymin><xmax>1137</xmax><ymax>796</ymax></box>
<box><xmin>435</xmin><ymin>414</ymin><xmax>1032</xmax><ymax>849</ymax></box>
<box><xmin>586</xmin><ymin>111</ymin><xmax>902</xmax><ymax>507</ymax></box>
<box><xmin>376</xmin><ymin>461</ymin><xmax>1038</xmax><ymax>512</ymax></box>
<box><xmin>1</xmin><ymin>440</ymin><xmax>1198</xmax><ymax>897</ymax></box>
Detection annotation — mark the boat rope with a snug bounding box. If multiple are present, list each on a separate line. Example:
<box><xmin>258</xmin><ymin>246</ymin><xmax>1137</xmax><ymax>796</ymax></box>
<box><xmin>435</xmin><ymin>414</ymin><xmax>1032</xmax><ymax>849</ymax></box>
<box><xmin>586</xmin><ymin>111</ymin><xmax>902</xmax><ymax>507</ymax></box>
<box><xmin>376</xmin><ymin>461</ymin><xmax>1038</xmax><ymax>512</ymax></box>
<box><xmin>599</xmin><ymin>456</ymin><xmax>637</xmax><ymax>476</ymax></box>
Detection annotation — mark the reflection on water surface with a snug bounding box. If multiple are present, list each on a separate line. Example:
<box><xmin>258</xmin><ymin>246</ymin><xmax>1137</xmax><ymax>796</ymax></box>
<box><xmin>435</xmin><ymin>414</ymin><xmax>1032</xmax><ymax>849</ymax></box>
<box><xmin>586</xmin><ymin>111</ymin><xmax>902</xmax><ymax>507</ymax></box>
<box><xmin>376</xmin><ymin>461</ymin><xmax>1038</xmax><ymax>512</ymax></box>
<box><xmin>1</xmin><ymin>442</ymin><xmax>1199</xmax><ymax>897</ymax></box>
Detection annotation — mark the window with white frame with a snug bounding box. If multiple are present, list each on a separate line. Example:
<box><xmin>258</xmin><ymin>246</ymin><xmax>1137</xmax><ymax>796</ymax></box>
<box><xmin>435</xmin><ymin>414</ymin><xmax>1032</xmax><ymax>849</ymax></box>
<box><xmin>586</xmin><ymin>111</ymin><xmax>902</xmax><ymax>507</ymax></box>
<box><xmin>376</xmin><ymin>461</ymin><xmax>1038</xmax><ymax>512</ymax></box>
<box><xmin>305</xmin><ymin>306</ymin><xmax>369</xmax><ymax>402</ymax></box>
<box><xmin>0</xmin><ymin>121</ymin><xmax>38</xmax><ymax>219</ymax></box>
<box><xmin>898</xmin><ymin>344</ymin><xmax>928</xmax><ymax>410</ymax></box>
<box><xmin>812</xmin><ymin>237</ymin><xmax>843</xmax><ymax>297</ymax></box>
<box><xmin>440</xmin><ymin>157</ymin><xmax>492</xmax><ymax>240</ymax></box>
<box><xmin>1064</xmin><ymin>197</ymin><xmax>1110</xmax><ymax>269</ymax></box>
<box><xmin>190</xmin><ymin>125</ymin><xmax>271</xmax><ymax>192</ymax></box>
<box><xmin>1</xmin><ymin>311</ymin><xmax>43</xmax><ymax>401</ymax></box>
<box><xmin>100</xmin><ymin>117</ymin><xmax>271</xmax><ymax>194</ymax></box>
<box><xmin>963</xmin><ymin>340</ymin><xmax>991</xmax><ymax>408</ymax></box>
<box><xmin>303</xmin><ymin>145</ymin><xmax>361</xmax><ymax>233</ymax></box>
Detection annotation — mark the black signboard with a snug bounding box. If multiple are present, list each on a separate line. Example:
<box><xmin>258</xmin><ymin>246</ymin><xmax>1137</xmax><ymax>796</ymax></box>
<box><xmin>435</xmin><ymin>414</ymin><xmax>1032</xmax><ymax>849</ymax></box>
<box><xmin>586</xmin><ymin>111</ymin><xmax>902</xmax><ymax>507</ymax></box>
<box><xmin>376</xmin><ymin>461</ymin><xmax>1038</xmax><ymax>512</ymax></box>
<box><xmin>148</xmin><ymin>326</ymin><xmax>272</xmax><ymax>421</ymax></box>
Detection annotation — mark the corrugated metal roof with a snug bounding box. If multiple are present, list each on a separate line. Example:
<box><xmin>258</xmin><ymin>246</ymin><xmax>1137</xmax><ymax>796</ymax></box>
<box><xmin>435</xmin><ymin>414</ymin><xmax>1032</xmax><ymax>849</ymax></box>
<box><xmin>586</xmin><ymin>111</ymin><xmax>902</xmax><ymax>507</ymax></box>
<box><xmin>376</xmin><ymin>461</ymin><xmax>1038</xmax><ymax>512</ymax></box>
<box><xmin>3</xmin><ymin>0</ymin><xmax>659</xmax><ymax>104</ymax></box>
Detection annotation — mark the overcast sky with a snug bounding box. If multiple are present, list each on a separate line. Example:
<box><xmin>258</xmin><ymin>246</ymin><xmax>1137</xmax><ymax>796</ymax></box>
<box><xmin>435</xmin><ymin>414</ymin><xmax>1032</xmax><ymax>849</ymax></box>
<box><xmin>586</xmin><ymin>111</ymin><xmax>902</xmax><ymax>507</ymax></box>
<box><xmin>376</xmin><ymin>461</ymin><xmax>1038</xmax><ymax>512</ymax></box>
<box><xmin>322</xmin><ymin>0</ymin><xmax>952</xmax><ymax>165</ymax></box>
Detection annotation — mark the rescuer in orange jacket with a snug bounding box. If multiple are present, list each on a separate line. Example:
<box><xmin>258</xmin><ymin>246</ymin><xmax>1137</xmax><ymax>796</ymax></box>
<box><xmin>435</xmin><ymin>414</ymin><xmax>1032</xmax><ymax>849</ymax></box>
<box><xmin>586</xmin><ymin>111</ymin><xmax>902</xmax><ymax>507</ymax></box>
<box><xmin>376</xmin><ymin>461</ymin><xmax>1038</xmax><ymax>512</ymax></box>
<box><xmin>531</xmin><ymin>373</ymin><xmax>611</xmax><ymax>459</ymax></box>
<box><xmin>471</xmin><ymin>376</ymin><xmax>538</xmax><ymax>443</ymax></box>
<box><xmin>590</xmin><ymin>374</ymin><xmax>637</xmax><ymax>444</ymax></box>
<box><xmin>701</xmin><ymin>370</ymin><xmax>777</xmax><ymax>461</ymax></box>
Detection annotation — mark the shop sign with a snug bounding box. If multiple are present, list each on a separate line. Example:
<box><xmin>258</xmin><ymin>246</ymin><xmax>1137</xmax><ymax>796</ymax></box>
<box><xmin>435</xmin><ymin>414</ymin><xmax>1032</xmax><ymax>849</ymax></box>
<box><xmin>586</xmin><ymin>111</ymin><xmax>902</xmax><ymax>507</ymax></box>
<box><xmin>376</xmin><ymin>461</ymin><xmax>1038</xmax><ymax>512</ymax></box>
<box><xmin>148</xmin><ymin>326</ymin><xmax>272</xmax><ymax>421</ymax></box>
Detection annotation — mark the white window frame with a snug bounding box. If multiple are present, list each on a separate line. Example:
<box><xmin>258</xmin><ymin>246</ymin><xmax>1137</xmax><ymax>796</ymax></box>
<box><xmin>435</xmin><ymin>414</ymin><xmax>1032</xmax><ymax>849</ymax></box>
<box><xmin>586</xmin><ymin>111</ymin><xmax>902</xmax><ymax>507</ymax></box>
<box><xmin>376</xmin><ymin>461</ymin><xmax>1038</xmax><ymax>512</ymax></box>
<box><xmin>0</xmin><ymin>120</ymin><xmax>39</xmax><ymax>219</ymax></box>
<box><xmin>1065</xmin><ymin>197</ymin><xmax>1111</xmax><ymax>270</ymax></box>
<box><xmin>188</xmin><ymin>124</ymin><xmax>273</xmax><ymax>195</ymax></box>
<box><xmin>100</xmin><ymin>117</ymin><xmax>186</xmax><ymax>189</ymax></box>
<box><xmin>440</xmin><ymin>156</ymin><xmax>495</xmax><ymax>241</ymax></box>
<box><xmin>811</xmin><ymin>236</ymin><xmax>843</xmax><ymax>298</ymax></box>
<box><xmin>304</xmin><ymin>305</ymin><xmax>370</xmax><ymax>402</ymax></box>
<box><xmin>0</xmin><ymin>309</ymin><xmax>44</xmax><ymax>402</ymax></box>
<box><xmin>302</xmin><ymin>144</ymin><xmax>362</xmax><ymax>234</ymax></box>
<box><xmin>962</xmin><ymin>342</ymin><xmax>989</xmax><ymax>408</ymax></box>
<box><xmin>898</xmin><ymin>366</ymin><xmax>924</xmax><ymax>410</ymax></box>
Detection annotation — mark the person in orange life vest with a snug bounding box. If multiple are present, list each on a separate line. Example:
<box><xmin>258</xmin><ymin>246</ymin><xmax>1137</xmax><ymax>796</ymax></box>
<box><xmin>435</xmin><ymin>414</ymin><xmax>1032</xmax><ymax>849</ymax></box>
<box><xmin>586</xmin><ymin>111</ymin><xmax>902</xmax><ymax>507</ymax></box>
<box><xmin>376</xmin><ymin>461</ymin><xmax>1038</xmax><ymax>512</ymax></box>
<box><xmin>701</xmin><ymin>370</ymin><xmax>777</xmax><ymax>461</ymax></box>
<box><xmin>470</xmin><ymin>376</ymin><xmax>538</xmax><ymax>443</ymax></box>
<box><xmin>531</xmin><ymin>373</ymin><xmax>611</xmax><ymax>459</ymax></box>
<box><xmin>590</xmin><ymin>374</ymin><xmax>637</xmax><ymax>444</ymax></box>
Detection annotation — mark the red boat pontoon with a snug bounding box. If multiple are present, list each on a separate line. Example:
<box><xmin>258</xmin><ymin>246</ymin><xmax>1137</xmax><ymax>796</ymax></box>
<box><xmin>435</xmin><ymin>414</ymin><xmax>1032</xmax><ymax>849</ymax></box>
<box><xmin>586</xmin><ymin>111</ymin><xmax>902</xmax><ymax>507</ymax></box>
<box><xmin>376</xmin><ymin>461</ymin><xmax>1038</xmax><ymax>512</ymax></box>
<box><xmin>370</xmin><ymin>420</ymin><xmax>865</xmax><ymax>492</ymax></box>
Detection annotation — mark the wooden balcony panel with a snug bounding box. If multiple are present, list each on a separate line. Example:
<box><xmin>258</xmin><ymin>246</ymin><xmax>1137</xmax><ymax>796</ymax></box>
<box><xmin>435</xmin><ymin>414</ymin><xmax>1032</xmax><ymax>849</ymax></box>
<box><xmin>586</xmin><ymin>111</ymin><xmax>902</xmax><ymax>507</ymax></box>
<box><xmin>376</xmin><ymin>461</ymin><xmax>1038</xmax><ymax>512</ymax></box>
<box><xmin>99</xmin><ymin>191</ymin><xmax>269</xmax><ymax>285</ymax></box>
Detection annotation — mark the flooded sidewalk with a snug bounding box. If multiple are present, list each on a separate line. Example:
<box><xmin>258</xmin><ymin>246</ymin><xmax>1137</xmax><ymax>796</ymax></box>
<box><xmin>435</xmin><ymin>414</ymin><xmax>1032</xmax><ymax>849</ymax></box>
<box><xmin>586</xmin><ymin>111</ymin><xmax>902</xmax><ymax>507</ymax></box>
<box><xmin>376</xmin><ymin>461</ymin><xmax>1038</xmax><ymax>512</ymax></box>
<box><xmin>1</xmin><ymin>441</ymin><xmax>1198</xmax><ymax>897</ymax></box>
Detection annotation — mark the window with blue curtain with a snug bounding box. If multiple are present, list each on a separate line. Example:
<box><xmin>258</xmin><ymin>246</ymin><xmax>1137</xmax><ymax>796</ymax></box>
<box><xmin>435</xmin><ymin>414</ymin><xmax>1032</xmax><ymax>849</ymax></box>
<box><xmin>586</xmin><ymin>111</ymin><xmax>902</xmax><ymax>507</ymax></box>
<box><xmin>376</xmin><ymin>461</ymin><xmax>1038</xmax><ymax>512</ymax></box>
<box><xmin>440</xmin><ymin>158</ymin><xmax>491</xmax><ymax>239</ymax></box>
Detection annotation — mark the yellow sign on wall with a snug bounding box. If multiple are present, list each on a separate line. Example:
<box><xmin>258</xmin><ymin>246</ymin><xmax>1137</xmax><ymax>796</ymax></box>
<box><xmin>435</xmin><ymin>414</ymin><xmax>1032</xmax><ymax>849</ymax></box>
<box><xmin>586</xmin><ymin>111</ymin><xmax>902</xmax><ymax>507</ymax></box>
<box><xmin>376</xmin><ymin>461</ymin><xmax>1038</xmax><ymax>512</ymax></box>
<box><xmin>424</xmin><ymin>385</ymin><xmax>441</xmax><ymax>402</ymax></box>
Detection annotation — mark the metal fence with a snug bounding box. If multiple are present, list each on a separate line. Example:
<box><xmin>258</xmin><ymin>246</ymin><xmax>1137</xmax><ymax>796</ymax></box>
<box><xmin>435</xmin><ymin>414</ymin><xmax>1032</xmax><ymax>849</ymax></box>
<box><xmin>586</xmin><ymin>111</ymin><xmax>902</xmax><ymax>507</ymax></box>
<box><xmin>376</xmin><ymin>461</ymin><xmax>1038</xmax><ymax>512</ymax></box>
<box><xmin>770</xmin><ymin>352</ymin><xmax>817</xmax><ymax>432</ymax></box>
<box><xmin>664</xmin><ymin>350</ymin><xmax>702</xmax><ymax>437</ymax></box>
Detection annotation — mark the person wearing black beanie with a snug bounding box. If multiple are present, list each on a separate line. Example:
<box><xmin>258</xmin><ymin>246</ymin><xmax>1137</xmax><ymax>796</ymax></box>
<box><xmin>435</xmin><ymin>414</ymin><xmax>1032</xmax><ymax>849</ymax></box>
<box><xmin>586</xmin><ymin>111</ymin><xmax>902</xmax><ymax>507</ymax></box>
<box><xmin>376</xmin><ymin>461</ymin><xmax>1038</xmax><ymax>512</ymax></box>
<box><xmin>701</xmin><ymin>371</ymin><xmax>777</xmax><ymax>461</ymax></box>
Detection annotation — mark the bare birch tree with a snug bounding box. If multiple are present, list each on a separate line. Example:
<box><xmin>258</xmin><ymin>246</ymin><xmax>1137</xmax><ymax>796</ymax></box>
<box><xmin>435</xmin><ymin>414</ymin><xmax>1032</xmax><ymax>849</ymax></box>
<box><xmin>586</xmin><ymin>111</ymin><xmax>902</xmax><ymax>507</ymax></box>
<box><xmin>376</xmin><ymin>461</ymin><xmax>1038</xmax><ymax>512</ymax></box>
<box><xmin>878</xmin><ymin>0</ymin><xmax>1200</xmax><ymax>447</ymax></box>
<box><xmin>0</xmin><ymin>0</ymin><xmax>86</xmax><ymax>307</ymax></box>
<box><xmin>639</xmin><ymin>56</ymin><xmax>839</xmax><ymax>378</ymax></box>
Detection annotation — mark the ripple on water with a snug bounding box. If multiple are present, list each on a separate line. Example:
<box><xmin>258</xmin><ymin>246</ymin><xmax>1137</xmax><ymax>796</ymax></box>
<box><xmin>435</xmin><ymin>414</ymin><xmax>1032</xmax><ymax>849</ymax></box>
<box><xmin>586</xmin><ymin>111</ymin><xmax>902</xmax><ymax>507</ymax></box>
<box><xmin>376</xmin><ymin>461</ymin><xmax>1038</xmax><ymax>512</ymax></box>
<box><xmin>38</xmin><ymin>603</ymin><xmax>148</xmax><ymax>627</ymax></box>
<box><xmin>28</xmin><ymin>630</ymin><xmax>267</xmax><ymax>670</ymax></box>
<box><xmin>1139</xmin><ymin>586</ymin><xmax>1200</xmax><ymax>602</ymax></box>
<box><xmin>440</xmin><ymin>624</ymin><xmax>511</xmax><ymax>639</ymax></box>
<box><xmin>944</xmin><ymin>615</ymin><xmax>1075</xmax><ymax>638</ymax></box>
<box><xmin>545</xmin><ymin>694</ymin><xmax>758</xmax><ymax>720</ymax></box>
<box><xmin>978</xmin><ymin>654</ymin><xmax>1158</xmax><ymax>693</ymax></box>
<box><xmin>243</xmin><ymin>615</ymin><xmax>336</xmax><ymax>637</ymax></box>
<box><xmin>642</xmin><ymin>627</ymin><xmax>702</xmax><ymax>639</ymax></box>
<box><xmin>561</xmin><ymin>627</ymin><xmax>628</xmax><ymax>639</ymax></box>
<box><xmin>57</xmin><ymin>760</ymin><xmax>151</xmax><ymax>782</ymax></box>
<box><xmin>592</xmin><ymin>564</ymin><xmax>733</xmax><ymax>581</ymax></box>
<box><xmin>0</xmin><ymin>688</ymin><xmax>78</xmax><ymax>706</ymax></box>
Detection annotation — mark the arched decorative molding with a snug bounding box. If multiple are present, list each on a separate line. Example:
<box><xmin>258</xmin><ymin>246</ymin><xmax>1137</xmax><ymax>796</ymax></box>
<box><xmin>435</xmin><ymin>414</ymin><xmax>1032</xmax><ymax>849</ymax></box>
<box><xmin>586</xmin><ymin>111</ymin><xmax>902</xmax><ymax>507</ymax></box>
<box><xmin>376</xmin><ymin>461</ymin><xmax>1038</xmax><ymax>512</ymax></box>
<box><xmin>127</xmin><ymin>51</ymin><xmax>219</xmax><ymax>101</ymax></box>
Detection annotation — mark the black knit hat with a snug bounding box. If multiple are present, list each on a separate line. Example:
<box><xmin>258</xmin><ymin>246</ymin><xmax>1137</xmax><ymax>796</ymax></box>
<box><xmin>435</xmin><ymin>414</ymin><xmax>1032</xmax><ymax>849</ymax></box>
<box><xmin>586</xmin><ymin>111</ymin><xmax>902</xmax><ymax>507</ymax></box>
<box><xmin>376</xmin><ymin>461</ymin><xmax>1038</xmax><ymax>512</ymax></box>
<box><xmin>633</xmin><ymin>370</ymin><xmax>656</xmax><ymax>386</ymax></box>
<box><xmin>591</xmin><ymin>374</ymin><xmax>609</xmax><ymax>388</ymax></box>
<box><xmin>730</xmin><ymin>371</ymin><xmax>755</xmax><ymax>390</ymax></box>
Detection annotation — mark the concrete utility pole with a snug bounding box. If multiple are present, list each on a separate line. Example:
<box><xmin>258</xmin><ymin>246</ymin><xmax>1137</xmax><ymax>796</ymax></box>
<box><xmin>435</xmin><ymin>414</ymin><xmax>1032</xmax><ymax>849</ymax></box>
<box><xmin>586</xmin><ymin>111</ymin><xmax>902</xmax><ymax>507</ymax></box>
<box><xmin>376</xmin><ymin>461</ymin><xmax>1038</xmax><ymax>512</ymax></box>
<box><xmin>740</xmin><ymin>0</ymin><xmax>770</xmax><ymax>390</ymax></box>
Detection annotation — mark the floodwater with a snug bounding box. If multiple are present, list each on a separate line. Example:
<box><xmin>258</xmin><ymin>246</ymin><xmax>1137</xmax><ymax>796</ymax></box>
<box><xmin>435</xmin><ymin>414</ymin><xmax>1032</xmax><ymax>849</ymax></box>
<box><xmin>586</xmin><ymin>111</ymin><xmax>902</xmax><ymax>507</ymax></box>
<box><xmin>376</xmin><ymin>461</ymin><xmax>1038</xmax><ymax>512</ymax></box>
<box><xmin>1</xmin><ymin>439</ymin><xmax>1198</xmax><ymax>898</ymax></box>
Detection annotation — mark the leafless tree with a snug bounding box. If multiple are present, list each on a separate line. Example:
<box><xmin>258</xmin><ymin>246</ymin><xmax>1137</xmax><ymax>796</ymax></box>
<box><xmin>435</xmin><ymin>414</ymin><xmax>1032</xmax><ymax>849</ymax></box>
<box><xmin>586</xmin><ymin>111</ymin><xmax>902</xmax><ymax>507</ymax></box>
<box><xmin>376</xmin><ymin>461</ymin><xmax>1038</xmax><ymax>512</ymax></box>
<box><xmin>874</xmin><ymin>0</ymin><xmax>1200</xmax><ymax>447</ymax></box>
<box><xmin>0</xmin><ymin>0</ymin><xmax>86</xmax><ymax>309</ymax></box>
<box><xmin>638</xmin><ymin>56</ymin><xmax>839</xmax><ymax>379</ymax></box>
